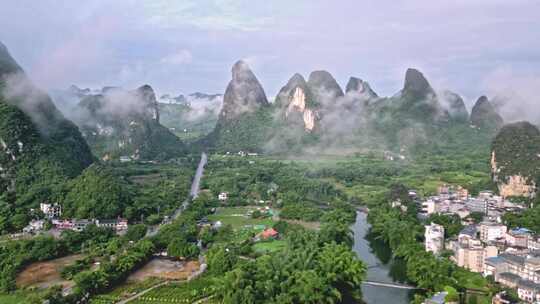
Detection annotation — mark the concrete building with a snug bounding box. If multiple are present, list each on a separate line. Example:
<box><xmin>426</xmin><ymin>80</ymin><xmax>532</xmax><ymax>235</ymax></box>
<box><xmin>488</xmin><ymin>253</ymin><xmax>540</xmax><ymax>301</ymax></box>
<box><xmin>95</xmin><ymin>218</ymin><xmax>128</xmax><ymax>231</ymax></box>
<box><xmin>40</xmin><ymin>203</ymin><xmax>62</xmax><ymax>219</ymax></box>
<box><xmin>425</xmin><ymin>223</ymin><xmax>445</xmax><ymax>254</ymax></box>
<box><xmin>73</xmin><ymin>219</ymin><xmax>93</xmax><ymax>231</ymax></box>
<box><xmin>507</xmin><ymin>228</ymin><xmax>532</xmax><ymax>248</ymax></box>
<box><xmin>518</xmin><ymin>280</ymin><xmax>540</xmax><ymax>303</ymax></box>
<box><xmin>450</xmin><ymin>232</ymin><xmax>497</xmax><ymax>273</ymax></box>
<box><xmin>479</xmin><ymin>221</ymin><xmax>507</xmax><ymax>242</ymax></box>
<box><xmin>23</xmin><ymin>220</ymin><xmax>45</xmax><ymax>233</ymax></box>
<box><xmin>422</xmin><ymin>198</ymin><xmax>437</xmax><ymax>215</ymax></box>
<box><xmin>218</xmin><ymin>192</ymin><xmax>228</xmax><ymax>201</ymax></box>
<box><xmin>465</xmin><ymin>198</ymin><xmax>488</xmax><ymax>214</ymax></box>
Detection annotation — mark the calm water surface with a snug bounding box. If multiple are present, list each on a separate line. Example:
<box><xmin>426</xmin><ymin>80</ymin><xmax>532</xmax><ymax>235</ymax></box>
<box><xmin>351</xmin><ymin>212</ymin><xmax>417</xmax><ymax>304</ymax></box>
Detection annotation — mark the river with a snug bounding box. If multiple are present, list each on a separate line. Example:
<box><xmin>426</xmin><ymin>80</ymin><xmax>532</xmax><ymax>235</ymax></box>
<box><xmin>352</xmin><ymin>212</ymin><xmax>416</xmax><ymax>304</ymax></box>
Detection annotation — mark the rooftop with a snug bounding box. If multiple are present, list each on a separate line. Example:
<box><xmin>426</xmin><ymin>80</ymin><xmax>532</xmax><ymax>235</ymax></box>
<box><xmin>518</xmin><ymin>279</ymin><xmax>540</xmax><ymax>291</ymax></box>
<box><xmin>459</xmin><ymin>225</ymin><xmax>477</xmax><ymax>237</ymax></box>
<box><xmin>499</xmin><ymin>272</ymin><xmax>521</xmax><ymax>283</ymax></box>
<box><xmin>499</xmin><ymin>253</ymin><xmax>526</xmax><ymax>266</ymax></box>
<box><xmin>510</xmin><ymin>228</ymin><xmax>533</xmax><ymax>235</ymax></box>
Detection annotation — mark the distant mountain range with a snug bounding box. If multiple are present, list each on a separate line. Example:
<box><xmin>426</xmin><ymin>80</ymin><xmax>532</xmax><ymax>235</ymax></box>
<box><xmin>204</xmin><ymin>60</ymin><xmax>507</xmax><ymax>155</ymax></box>
<box><xmin>1</xmin><ymin>39</ymin><xmax>539</xmax><ymax>210</ymax></box>
<box><xmin>52</xmin><ymin>84</ymin><xmax>189</xmax><ymax>160</ymax></box>
<box><xmin>0</xmin><ymin>39</ymin><xmax>526</xmax><ymax>162</ymax></box>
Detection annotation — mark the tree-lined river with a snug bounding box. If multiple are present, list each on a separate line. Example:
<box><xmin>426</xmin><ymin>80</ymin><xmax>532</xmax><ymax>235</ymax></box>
<box><xmin>352</xmin><ymin>212</ymin><xmax>416</xmax><ymax>304</ymax></box>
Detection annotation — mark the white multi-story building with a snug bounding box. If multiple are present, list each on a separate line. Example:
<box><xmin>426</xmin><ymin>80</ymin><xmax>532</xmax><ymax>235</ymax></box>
<box><xmin>506</xmin><ymin>228</ymin><xmax>532</xmax><ymax>248</ymax></box>
<box><xmin>422</xmin><ymin>198</ymin><xmax>437</xmax><ymax>215</ymax></box>
<box><xmin>479</xmin><ymin>221</ymin><xmax>507</xmax><ymax>242</ymax></box>
<box><xmin>425</xmin><ymin>223</ymin><xmax>445</xmax><ymax>254</ymax></box>
<box><xmin>40</xmin><ymin>203</ymin><xmax>62</xmax><ymax>219</ymax></box>
<box><xmin>450</xmin><ymin>233</ymin><xmax>498</xmax><ymax>273</ymax></box>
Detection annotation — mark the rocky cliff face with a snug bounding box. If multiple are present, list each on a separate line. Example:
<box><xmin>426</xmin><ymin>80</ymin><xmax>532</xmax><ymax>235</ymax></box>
<box><xmin>389</xmin><ymin>68</ymin><xmax>449</xmax><ymax>123</ymax></box>
<box><xmin>470</xmin><ymin>96</ymin><xmax>504</xmax><ymax>131</ymax></box>
<box><xmin>0</xmin><ymin>41</ymin><xmax>94</xmax><ymax>226</ymax></box>
<box><xmin>307</xmin><ymin>70</ymin><xmax>344</xmax><ymax>105</ymax></box>
<box><xmin>217</xmin><ymin>60</ymin><xmax>269</xmax><ymax>124</ymax></box>
<box><xmin>275</xmin><ymin>73</ymin><xmax>319</xmax><ymax>132</ymax></box>
<box><xmin>76</xmin><ymin>85</ymin><xmax>185</xmax><ymax>160</ymax></box>
<box><xmin>401</xmin><ymin>68</ymin><xmax>436</xmax><ymax>100</ymax></box>
<box><xmin>0</xmin><ymin>41</ymin><xmax>93</xmax><ymax>175</ymax></box>
<box><xmin>205</xmin><ymin>60</ymin><xmax>272</xmax><ymax>152</ymax></box>
<box><xmin>491</xmin><ymin>121</ymin><xmax>540</xmax><ymax>198</ymax></box>
<box><xmin>441</xmin><ymin>90</ymin><xmax>469</xmax><ymax>122</ymax></box>
<box><xmin>135</xmin><ymin>84</ymin><xmax>160</xmax><ymax>122</ymax></box>
<box><xmin>346</xmin><ymin>77</ymin><xmax>378</xmax><ymax>100</ymax></box>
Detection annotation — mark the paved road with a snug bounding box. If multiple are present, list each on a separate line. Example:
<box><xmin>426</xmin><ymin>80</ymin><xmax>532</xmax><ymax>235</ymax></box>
<box><xmin>147</xmin><ymin>152</ymin><xmax>207</xmax><ymax>237</ymax></box>
<box><xmin>190</xmin><ymin>152</ymin><xmax>207</xmax><ymax>199</ymax></box>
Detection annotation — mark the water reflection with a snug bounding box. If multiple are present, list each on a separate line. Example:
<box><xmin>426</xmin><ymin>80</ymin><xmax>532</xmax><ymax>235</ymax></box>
<box><xmin>352</xmin><ymin>212</ymin><xmax>418</xmax><ymax>304</ymax></box>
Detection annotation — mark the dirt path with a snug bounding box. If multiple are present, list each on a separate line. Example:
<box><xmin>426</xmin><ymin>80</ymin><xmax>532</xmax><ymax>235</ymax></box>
<box><xmin>116</xmin><ymin>281</ymin><xmax>169</xmax><ymax>304</ymax></box>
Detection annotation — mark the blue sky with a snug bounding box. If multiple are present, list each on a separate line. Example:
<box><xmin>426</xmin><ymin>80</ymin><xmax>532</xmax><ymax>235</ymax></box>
<box><xmin>1</xmin><ymin>0</ymin><xmax>539</xmax><ymax>106</ymax></box>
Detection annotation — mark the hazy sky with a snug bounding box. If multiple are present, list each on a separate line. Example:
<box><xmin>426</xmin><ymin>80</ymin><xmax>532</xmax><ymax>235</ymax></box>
<box><xmin>1</xmin><ymin>0</ymin><xmax>539</xmax><ymax>105</ymax></box>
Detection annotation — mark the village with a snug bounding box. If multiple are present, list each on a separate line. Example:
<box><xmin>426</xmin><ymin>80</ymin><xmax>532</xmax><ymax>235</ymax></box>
<box><xmin>20</xmin><ymin>203</ymin><xmax>129</xmax><ymax>235</ymax></box>
<box><xmin>418</xmin><ymin>185</ymin><xmax>540</xmax><ymax>303</ymax></box>
<box><xmin>20</xmin><ymin>194</ymin><xmax>281</xmax><ymax>249</ymax></box>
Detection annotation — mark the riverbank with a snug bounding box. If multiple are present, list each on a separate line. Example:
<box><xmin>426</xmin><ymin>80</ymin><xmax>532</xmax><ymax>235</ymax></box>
<box><xmin>352</xmin><ymin>212</ymin><xmax>415</xmax><ymax>303</ymax></box>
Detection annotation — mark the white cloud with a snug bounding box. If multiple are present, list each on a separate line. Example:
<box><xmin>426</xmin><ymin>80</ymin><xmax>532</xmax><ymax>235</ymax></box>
<box><xmin>482</xmin><ymin>67</ymin><xmax>540</xmax><ymax>123</ymax></box>
<box><xmin>160</xmin><ymin>50</ymin><xmax>193</xmax><ymax>65</ymax></box>
<box><xmin>141</xmin><ymin>0</ymin><xmax>275</xmax><ymax>31</ymax></box>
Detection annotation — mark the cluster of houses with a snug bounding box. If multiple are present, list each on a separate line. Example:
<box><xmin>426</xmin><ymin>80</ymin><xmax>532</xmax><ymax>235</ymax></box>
<box><xmin>426</xmin><ymin>222</ymin><xmax>540</xmax><ymax>302</ymax></box>
<box><xmin>52</xmin><ymin>218</ymin><xmax>128</xmax><ymax>232</ymax></box>
<box><xmin>22</xmin><ymin>202</ymin><xmax>128</xmax><ymax>234</ymax></box>
<box><xmin>224</xmin><ymin>151</ymin><xmax>259</xmax><ymax>157</ymax></box>
<box><xmin>419</xmin><ymin>185</ymin><xmax>524</xmax><ymax>221</ymax></box>
<box><xmin>420</xmin><ymin>186</ymin><xmax>540</xmax><ymax>303</ymax></box>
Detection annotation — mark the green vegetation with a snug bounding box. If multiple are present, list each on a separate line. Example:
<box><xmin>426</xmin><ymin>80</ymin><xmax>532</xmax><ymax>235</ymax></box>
<box><xmin>213</xmin><ymin>207</ymin><xmax>365</xmax><ymax>303</ymax></box>
<box><xmin>77</xmin><ymin>90</ymin><xmax>186</xmax><ymax>161</ymax></box>
<box><xmin>207</xmin><ymin>208</ymin><xmax>274</xmax><ymax>233</ymax></box>
<box><xmin>0</xmin><ymin>225</ymin><xmax>115</xmax><ymax>292</ymax></box>
<box><xmin>0</xmin><ymin>100</ymin><xmax>90</xmax><ymax>233</ymax></box>
<box><xmin>63</xmin><ymin>164</ymin><xmax>134</xmax><ymax>218</ymax></box>
<box><xmin>202</xmin><ymin>156</ymin><xmax>345</xmax><ymax>222</ymax></box>
<box><xmin>367</xmin><ymin>184</ymin><xmax>494</xmax><ymax>303</ymax></box>
<box><xmin>492</xmin><ymin>121</ymin><xmax>540</xmax><ymax>186</ymax></box>
<box><xmin>159</xmin><ymin>102</ymin><xmax>218</xmax><ymax>142</ymax></box>
<box><xmin>205</xmin><ymin>108</ymin><xmax>274</xmax><ymax>153</ymax></box>
<box><xmin>252</xmin><ymin>239</ymin><xmax>286</xmax><ymax>253</ymax></box>
<box><xmin>502</xmin><ymin>200</ymin><xmax>540</xmax><ymax>233</ymax></box>
<box><xmin>0</xmin><ymin>292</ymin><xmax>30</xmax><ymax>304</ymax></box>
<box><xmin>0</xmin><ymin>47</ymin><xmax>94</xmax><ymax>232</ymax></box>
<box><xmin>60</xmin><ymin>256</ymin><xmax>93</xmax><ymax>279</ymax></box>
<box><xmin>89</xmin><ymin>278</ymin><xmax>163</xmax><ymax>304</ymax></box>
<box><xmin>427</xmin><ymin>213</ymin><xmax>463</xmax><ymax>238</ymax></box>
<box><xmin>131</xmin><ymin>277</ymin><xmax>216</xmax><ymax>304</ymax></box>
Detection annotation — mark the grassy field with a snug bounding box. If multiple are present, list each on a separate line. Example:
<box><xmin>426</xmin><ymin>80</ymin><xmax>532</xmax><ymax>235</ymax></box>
<box><xmin>0</xmin><ymin>293</ymin><xmax>30</xmax><ymax>304</ymax></box>
<box><xmin>207</xmin><ymin>206</ymin><xmax>275</xmax><ymax>232</ymax></box>
<box><xmin>253</xmin><ymin>240</ymin><xmax>286</xmax><ymax>253</ymax></box>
